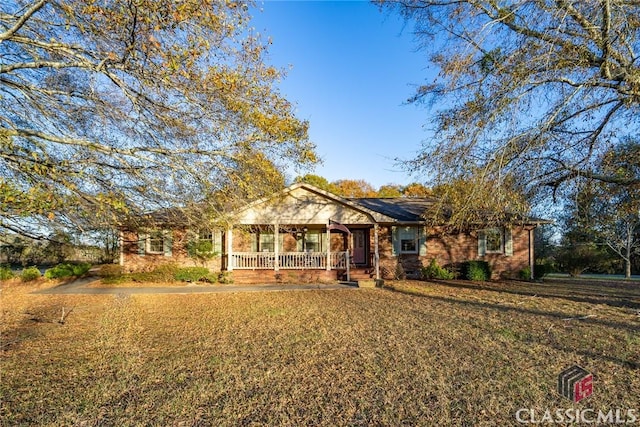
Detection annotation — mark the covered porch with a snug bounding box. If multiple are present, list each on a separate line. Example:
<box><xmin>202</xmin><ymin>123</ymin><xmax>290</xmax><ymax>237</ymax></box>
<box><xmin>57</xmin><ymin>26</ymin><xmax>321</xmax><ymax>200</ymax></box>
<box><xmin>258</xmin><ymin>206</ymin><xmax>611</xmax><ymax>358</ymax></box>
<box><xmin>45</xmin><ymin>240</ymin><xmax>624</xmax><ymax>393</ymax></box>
<box><xmin>224</xmin><ymin>223</ymin><xmax>380</xmax><ymax>281</ymax></box>
<box><xmin>225</xmin><ymin>183</ymin><xmax>395</xmax><ymax>281</ymax></box>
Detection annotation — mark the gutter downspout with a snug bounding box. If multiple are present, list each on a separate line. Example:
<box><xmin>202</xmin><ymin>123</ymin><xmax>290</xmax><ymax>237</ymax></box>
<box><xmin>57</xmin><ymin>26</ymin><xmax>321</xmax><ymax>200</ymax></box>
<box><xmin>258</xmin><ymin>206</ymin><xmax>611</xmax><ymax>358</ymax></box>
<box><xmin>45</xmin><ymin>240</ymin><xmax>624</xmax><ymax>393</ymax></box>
<box><xmin>374</xmin><ymin>224</ymin><xmax>380</xmax><ymax>280</ymax></box>
<box><xmin>529</xmin><ymin>227</ymin><xmax>535</xmax><ymax>280</ymax></box>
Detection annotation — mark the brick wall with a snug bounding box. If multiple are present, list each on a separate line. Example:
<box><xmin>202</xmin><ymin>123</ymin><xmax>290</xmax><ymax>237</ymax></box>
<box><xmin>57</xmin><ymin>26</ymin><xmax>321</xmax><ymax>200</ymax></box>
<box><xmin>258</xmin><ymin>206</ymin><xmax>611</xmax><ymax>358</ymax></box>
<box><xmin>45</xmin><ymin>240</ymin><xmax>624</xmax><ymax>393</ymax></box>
<box><xmin>377</xmin><ymin>226</ymin><xmax>531</xmax><ymax>280</ymax></box>
<box><xmin>121</xmin><ymin>229</ymin><xmax>222</xmax><ymax>273</ymax></box>
<box><xmin>122</xmin><ymin>225</ymin><xmax>532</xmax><ymax>280</ymax></box>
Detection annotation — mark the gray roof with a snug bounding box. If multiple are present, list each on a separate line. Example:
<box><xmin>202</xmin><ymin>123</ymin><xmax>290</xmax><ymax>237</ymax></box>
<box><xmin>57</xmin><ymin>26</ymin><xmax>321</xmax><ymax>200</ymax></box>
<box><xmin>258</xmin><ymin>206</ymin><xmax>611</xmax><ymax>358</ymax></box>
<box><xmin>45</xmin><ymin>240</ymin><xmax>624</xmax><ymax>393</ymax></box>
<box><xmin>351</xmin><ymin>197</ymin><xmax>551</xmax><ymax>225</ymax></box>
<box><xmin>350</xmin><ymin>198</ymin><xmax>436</xmax><ymax>222</ymax></box>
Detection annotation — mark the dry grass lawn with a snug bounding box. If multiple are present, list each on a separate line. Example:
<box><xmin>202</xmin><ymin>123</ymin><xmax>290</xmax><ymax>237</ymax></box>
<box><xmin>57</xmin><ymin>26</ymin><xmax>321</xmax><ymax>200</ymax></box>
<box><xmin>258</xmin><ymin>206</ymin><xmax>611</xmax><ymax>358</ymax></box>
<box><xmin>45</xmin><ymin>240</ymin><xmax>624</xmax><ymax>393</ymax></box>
<box><xmin>1</xmin><ymin>277</ymin><xmax>639</xmax><ymax>426</ymax></box>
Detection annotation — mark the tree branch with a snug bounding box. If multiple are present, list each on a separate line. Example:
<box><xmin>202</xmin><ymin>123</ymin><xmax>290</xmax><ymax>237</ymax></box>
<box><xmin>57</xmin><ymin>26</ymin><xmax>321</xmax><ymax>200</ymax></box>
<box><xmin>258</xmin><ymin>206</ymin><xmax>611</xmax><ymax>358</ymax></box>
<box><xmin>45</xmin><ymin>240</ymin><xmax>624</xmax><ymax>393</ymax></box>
<box><xmin>0</xmin><ymin>0</ymin><xmax>47</xmax><ymax>42</ymax></box>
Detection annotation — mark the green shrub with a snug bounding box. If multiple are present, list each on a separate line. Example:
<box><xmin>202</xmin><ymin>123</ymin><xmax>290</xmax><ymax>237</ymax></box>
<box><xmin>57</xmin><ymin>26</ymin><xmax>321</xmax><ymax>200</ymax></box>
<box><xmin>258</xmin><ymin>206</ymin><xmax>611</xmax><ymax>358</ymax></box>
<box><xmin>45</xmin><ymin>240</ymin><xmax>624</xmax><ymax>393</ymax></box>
<box><xmin>218</xmin><ymin>271</ymin><xmax>233</xmax><ymax>284</ymax></box>
<box><xmin>20</xmin><ymin>266</ymin><xmax>41</xmax><ymax>282</ymax></box>
<box><xmin>555</xmin><ymin>243</ymin><xmax>614</xmax><ymax>276</ymax></box>
<box><xmin>44</xmin><ymin>263</ymin><xmax>91</xmax><ymax>279</ymax></box>
<box><xmin>186</xmin><ymin>239</ymin><xmax>217</xmax><ymax>266</ymax></box>
<box><xmin>72</xmin><ymin>263</ymin><xmax>91</xmax><ymax>276</ymax></box>
<box><xmin>422</xmin><ymin>259</ymin><xmax>455</xmax><ymax>280</ymax></box>
<box><xmin>519</xmin><ymin>266</ymin><xmax>532</xmax><ymax>280</ymax></box>
<box><xmin>203</xmin><ymin>273</ymin><xmax>219</xmax><ymax>283</ymax></box>
<box><xmin>462</xmin><ymin>261</ymin><xmax>492</xmax><ymax>281</ymax></box>
<box><xmin>533</xmin><ymin>262</ymin><xmax>552</xmax><ymax>280</ymax></box>
<box><xmin>130</xmin><ymin>264</ymin><xmax>178</xmax><ymax>283</ymax></box>
<box><xmin>0</xmin><ymin>266</ymin><xmax>14</xmax><ymax>281</ymax></box>
<box><xmin>97</xmin><ymin>264</ymin><xmax>124</xmax><ymax>278</ymax></box>
<box><xmin>174</xmin><ymin>267</ymin><xmax>210</xmax><ymax>282</ymax></box>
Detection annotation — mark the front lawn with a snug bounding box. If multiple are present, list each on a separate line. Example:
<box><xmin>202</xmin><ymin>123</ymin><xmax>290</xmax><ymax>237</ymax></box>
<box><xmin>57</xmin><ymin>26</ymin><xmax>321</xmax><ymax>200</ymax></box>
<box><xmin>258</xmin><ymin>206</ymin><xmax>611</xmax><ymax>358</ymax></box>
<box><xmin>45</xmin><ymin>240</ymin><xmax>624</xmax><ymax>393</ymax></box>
<box><xmin>1</xmin><ymin>278</ymin><xmax>638</xmax><ymax>426</ymax></box>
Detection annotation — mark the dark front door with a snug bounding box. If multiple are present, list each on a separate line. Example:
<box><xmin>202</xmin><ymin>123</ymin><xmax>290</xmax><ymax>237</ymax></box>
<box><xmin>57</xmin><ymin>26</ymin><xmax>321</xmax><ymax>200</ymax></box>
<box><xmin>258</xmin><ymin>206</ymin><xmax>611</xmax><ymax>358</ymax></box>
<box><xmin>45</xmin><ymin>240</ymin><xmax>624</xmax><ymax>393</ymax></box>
<box><xmin>352</xmin><ymin>229</ymin><xmax>368</xmax><ymax>265</ymax></box>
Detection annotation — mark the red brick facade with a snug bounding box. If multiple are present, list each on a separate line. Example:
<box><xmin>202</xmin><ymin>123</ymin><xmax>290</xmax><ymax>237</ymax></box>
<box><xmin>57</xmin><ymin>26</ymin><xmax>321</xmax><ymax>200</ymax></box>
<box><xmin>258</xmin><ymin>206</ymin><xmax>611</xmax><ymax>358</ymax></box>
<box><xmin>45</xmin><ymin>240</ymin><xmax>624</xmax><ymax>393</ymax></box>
<box><xmin>122</xmin><ymin>225</ymin><xmax>532</xmax><ymax>281</ymax></box>
<box><xmin>120</xmin><ymin>183</ymin><xmax>538</xmax><ymax>282</ymax></box>
<box><xmin>377</xmin><ymin>226</ymin><xmax>532</xmax><ymax>280</ymax></box>
<box><xmin>121</xmin><ymin>229</ymin><xmax>223</xmax><ymax>273</ymax></box>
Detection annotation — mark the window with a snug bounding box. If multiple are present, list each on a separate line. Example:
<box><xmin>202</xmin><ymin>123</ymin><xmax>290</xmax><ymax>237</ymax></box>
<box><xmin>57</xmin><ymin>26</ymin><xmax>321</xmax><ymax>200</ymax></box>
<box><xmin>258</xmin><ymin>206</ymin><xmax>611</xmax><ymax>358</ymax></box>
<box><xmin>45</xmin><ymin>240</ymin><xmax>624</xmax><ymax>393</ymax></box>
<box><xmin>299</xmin><ymin>230</ymin><xmax>324</xmax><ymax>252</ymax></box>
<box><xmin>485</xmin><ymin>228</ymin><xmax>503</xmax><ymax>253</ymax></box>
<box><xmin>198</xmin><ymin>230</ymin><xmax>222</xmax><ymax>254</ymax></box>
<box><xmin>397</xmin><ymin>226</ymin><xmax>419</xmax><ymax>254</ymax></box>
<box><xmin>139</xmin><ymin>230</ymin><xmax>172</xmax><ymax>256</ymax></box>
<box><xmin>250</xmin><ymin>231</ymin><xmax>285</xmax><ymax>252</ymax></box>
<box><xmin>478</xmin><ymin>227</ymin><xmax>513</xmax><ymax>257</ymax></box>
<box><xmin>148</xmin><ymin>231</ymin><xmax>164</xmax><ymax>254</ymax></box>
<box><xmin>260</xmin><ymin>232</ymin><xmax>275</xmax><ymax>252</ymax></box>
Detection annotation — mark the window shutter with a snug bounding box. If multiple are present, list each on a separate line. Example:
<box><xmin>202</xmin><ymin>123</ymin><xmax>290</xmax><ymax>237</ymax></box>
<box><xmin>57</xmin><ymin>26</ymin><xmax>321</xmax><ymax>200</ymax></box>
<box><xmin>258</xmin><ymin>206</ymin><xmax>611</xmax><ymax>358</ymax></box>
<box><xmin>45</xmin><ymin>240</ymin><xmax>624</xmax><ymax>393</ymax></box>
<box><xmin>251</xmin><ymin>233</ymin><xmax>258</xmax><ymax>252</ymax></box>
<box><xmin>391</xmin><ymin>226</ymin><xmax>400</xmax><ymax>256</ymax></box>
<box><xmin>477</xmin><ymin>230</ymin><xmax>487</xmax><ymax>257</ymax></box>
<box><xmin>504</xmin><ymin>227</ymin><xmax>513</xmax><ymax>257</ymax></box>
<box><xmin>163</xmin><ymin>230</ymin><xmax>173</xmax><ymax>257</ymax></box>
<box><xmin>213</xmin><ymin>230</ymin><xmax>223</xmax><ymax>254</ymax></box>
<box><xmin>138</xmin><ymin>233</ymin><xmax>147</xmax><ymax>256</ymax></box>
<box><xmin>419</xmin><ymin>227</ymin><xmax>427</xmax><ymax>256</ymax></box>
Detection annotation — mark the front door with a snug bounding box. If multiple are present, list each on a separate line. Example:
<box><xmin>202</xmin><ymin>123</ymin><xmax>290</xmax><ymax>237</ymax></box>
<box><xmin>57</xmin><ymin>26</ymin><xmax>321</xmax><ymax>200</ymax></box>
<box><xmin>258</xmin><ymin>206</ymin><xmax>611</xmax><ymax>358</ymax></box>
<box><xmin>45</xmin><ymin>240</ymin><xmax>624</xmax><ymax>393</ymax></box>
<box><xmin>352</xmin><ymin>229</ymin><xmax>368</xmax><ymax>265</ymax></box>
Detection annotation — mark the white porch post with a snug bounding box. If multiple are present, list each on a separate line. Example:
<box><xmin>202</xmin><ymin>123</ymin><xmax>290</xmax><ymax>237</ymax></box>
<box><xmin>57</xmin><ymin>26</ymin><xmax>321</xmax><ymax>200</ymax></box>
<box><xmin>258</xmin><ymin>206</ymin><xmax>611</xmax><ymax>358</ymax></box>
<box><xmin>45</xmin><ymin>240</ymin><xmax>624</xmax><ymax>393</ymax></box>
<box><xmin>118</xmin><ymin>230</ymin><xmax>124</xmax><ymax>266</ymax></box>
<box><xmin>274</xmin><ymin>222</ymin><xmax>280</xmax><ymax>271</ymax></box>
<box><xmin>529</xmin><ymin>227</ymin><xmax>535</xmax><ymax>280</ymax></box>
<box><xmin>374</xmin><ymin>224</ymin><xmax>380</xmax><ymax>280</ymax></box>
<box><xmin>326</xmin><ymin>220</ymin><xmax>331</xmax><ymax>271</ymax></box>
<box><xmin>346</xmin><ymin>249</ymin><xmax>350</xmax><ymax>282</ymax></box>
<box><xmin>226</xmin><ymin>227</ymin><xmax>234</xmax><ymax>271</ymax></box>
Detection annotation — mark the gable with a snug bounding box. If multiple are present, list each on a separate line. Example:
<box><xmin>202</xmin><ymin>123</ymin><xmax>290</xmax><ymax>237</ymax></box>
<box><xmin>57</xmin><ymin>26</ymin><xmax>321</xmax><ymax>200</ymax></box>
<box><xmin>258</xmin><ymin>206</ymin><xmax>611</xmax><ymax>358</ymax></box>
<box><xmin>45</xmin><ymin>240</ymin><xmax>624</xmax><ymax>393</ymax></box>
<box><xmin>234</xmin><ymin>185</ymin><xmax>392</xmax><ymax>225</ymax></box>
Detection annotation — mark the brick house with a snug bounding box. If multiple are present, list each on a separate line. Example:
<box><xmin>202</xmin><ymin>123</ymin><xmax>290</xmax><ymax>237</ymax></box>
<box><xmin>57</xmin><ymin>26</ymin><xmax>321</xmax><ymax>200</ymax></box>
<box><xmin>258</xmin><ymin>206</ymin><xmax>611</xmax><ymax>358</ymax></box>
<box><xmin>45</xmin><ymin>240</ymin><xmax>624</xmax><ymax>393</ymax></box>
<box><xmin>120</xmin><ymin>183</ymin><xmax>545</xmax><ymax>283</ymax></box>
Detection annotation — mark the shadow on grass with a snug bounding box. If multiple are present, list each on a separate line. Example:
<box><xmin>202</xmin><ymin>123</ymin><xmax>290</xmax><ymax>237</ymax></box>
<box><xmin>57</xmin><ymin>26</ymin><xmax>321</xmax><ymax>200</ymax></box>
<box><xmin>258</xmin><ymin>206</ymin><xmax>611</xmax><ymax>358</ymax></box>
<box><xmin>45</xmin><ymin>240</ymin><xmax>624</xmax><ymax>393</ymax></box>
<box><xmin>387</xmin><ymin>286</ymin><xmax>640</xmax><ymax>369</ymax></box>
<box><xmin>390</xmin><ymin>289</ymin><xmax>637</xmax><ymax>331</ymax></box>
<box><xmin>423</xmin><ymin>278</ymin><xmax>640</xmax><ymax>310</ymax></box>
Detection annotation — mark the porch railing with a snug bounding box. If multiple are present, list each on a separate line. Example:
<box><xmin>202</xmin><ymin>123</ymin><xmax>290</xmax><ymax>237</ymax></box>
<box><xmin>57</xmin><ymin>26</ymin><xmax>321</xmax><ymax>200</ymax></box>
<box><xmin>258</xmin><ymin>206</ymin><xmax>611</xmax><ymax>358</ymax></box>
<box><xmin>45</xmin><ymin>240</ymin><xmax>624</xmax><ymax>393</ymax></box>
<box><xmin>231</xmin><ymin>251</ymin><xmax>348</xmax><ymax>270</ymax></box>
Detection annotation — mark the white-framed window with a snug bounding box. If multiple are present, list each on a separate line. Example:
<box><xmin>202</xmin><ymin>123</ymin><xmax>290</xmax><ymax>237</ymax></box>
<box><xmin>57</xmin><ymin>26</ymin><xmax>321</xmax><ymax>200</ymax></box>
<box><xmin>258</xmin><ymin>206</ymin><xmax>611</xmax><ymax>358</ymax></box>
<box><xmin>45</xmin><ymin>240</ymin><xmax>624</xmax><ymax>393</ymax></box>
<box><xmin>485</xmin><ymin>228</ymin><xmax>503</xmax><ymax>253</ymax></box>
<box><xmin>392</xmin><ymin>226</ymin><xmax>426</xmax><ymax>255</ymax></box>
<box><xmin>296</xmin><ymin>230</ymin><xmax>325</xmax><ymax>252</ymax></box>
<box><xmin>250</xmin><ymin>231</ymin><xmax>284</xmax><ymax>252</ymax></box>
<box><xmin>147</xmin><ymin>230</ymin><xmax>165</xmax><ymax>254</ymax></box>
<box><xmin>198</xmin><ymin>229</ymin><xmax>223</xmax><ymax>254</ymax></box>
<box><xmin>478</xmin><ymin>227</ymin><xmax>513</xmax><ymax>257</ymax></box>
<box><xmin>260</xmin><ymin>232</ymin><xmax>275</xmax><ymax>252</ymax></box>
<box><xmin>138</xmin><ymin>230</ymin><xmax>172</xmax><ymax>256</ymax></box>
<box><xmin>399</xmin><ymin>226</ymin><xmax>419</xmax><ymax>254</ymax></box>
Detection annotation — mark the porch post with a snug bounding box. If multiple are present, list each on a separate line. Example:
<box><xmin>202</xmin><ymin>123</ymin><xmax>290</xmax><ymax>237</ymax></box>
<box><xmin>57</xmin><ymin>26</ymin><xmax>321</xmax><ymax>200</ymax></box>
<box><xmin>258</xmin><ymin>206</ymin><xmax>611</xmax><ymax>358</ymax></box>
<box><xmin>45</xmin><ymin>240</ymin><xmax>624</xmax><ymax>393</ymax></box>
<box><xmin>118</xmin><ymin>230</ymin><xmax>124</xmax><ymax>266</ymax></box>
<box><xmin>227</xmin><ymin>226</ymin><xmax>234</xmax><ymax>271</ymax></box>
<box><xmin>326</xmin><ymin>220</ymin><xmax>331</xmax><ymax>271</ymax></box>
<box><xmin>374</xmin><ymin>224</ymin><xmax>380</xmax><ymax>280</ymax></box>
<box><xmin>529</xmin><ymin>227</ymin><xmax>535</xmax><ymax>280</ymax></box>
<box><xmin>274</xmin><ymin>222</ymin><xmax>280</xmax><ymax>271</ymax></box>
<box><xmin>346</xmin><ymin>249</ymin><xmax>350</xmax><ymax>282</ymax></box>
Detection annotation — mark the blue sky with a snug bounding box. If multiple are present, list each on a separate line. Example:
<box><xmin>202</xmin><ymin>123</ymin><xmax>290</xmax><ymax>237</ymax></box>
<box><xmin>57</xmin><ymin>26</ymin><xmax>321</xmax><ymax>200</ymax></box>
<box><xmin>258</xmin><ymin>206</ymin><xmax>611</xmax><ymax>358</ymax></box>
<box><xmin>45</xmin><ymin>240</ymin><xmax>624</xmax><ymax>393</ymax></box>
<box><xmin>249</xmin><ymin>1</ymin><xmax>435</xmax><ymax>188</ymax></box>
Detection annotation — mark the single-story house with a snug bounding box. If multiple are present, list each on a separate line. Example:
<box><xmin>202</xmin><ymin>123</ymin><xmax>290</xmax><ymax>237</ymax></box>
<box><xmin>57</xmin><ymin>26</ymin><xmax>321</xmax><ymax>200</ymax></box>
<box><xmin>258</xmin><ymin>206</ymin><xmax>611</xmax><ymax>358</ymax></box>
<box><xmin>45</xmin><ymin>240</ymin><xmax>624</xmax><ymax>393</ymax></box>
<box><xmin>120</xmin><ymin>183</ymin><xmax>545</xmax><ymax>283</ymax></box>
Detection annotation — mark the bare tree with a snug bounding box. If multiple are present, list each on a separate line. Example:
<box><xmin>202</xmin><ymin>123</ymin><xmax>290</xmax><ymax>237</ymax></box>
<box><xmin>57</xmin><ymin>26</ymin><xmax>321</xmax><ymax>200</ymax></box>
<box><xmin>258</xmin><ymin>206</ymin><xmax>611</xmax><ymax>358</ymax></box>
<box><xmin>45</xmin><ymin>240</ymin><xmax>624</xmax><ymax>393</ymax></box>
<box><xmin>1</xmin><ymin>0</ymin><xmax>317</xmax><ymax>238</ymax></box>
<box><xmin>378</xmin><ymin>0</ymin><xmax>640</xmax><ymax>224</ymax></box>
<box><xmin>593</xmin><ymin>141</ymin><xmax>640</xmax><ymax>278</ymax></box>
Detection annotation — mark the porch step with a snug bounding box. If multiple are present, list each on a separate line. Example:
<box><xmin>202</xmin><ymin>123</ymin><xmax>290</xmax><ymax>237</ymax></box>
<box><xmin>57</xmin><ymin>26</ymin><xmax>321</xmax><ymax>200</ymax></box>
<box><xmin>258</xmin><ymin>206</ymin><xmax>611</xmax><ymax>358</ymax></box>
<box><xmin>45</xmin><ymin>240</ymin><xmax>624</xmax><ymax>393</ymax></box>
<box><xmin>339</xmin><ymin>268</ymin><xmax>374</xmax><ymax>281</ymax></box>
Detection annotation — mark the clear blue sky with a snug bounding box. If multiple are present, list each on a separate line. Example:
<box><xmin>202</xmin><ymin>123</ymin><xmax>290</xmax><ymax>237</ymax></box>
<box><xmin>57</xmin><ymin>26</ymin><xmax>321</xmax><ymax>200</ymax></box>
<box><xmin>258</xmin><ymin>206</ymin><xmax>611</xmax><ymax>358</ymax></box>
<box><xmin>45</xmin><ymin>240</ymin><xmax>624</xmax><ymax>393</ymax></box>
<box><xmin>249</xmin><ymin>1</ymin><xmax>435</xmax><ymax>189</ymax></box>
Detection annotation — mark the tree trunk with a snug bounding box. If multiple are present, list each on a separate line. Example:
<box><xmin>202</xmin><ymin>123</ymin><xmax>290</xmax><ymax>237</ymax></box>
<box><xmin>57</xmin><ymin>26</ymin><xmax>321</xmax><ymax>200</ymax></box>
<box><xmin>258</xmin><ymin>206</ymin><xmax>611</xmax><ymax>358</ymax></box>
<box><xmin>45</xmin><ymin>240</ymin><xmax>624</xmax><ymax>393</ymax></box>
<box><xmin>626</xmin><ymin>259</ymin><xmax>631</xmax><ymax>279</ymax></box>
<box><xmin>626</xmin><ymin>231</ymin><xmax>632</xmax><ymax>279</ymax></box>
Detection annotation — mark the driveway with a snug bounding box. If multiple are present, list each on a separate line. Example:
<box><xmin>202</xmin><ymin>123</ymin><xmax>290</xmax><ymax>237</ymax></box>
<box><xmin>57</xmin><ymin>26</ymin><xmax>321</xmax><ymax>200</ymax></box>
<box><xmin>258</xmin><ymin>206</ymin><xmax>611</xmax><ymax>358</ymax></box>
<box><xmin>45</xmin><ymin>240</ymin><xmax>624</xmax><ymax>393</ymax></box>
<box><xmin>34</xmin><ymin>277</ymin><xmax>358</xmax><ymax>295</ymax></box>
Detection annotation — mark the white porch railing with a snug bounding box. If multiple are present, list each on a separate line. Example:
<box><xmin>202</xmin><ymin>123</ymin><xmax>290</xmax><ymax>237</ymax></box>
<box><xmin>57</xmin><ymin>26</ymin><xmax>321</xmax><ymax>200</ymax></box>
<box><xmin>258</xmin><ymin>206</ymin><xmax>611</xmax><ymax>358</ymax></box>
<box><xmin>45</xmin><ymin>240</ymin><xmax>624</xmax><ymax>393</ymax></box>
<box><xmin>231</xmin><ymin>251</ymin><xmax>348</xmax><ymax>270</ymax></box>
